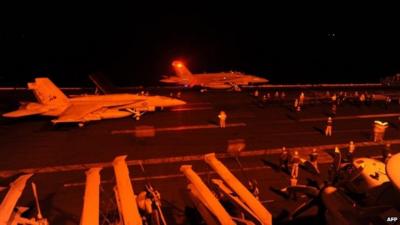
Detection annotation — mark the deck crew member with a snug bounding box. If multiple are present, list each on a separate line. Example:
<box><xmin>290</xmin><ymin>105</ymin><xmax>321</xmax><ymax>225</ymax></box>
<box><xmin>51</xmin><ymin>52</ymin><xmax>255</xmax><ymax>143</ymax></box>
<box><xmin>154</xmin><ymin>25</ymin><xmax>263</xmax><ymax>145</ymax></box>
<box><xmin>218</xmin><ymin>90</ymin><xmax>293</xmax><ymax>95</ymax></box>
<box><xmin>347</xmin><ymin>141</ymin><xmax>355</xmax><ymax>162</ymax></box>
<box><xmin>299</xmin><ymin>92</ymin><xmax>305</xmax><ymax>106</ymax></box>
<box><xmin>309</xmin><ymin>148</ymin><xmax>319</xmax><ymax>174</ymax></box>
<box><xmin>218</xmin><ymin>111</ymin><xmax>227</xmax><ymax>128</ymax></box>
<box><xmin>325</xmin><ymin>117</ymin><xmax>333</xmax><ymax>136</ymax></box>
<box><xmin>279</xmin><ymin>147</ymin><xmax>290</xmax><ymax>171</ymax></box>
<box><xmin>291</xmin><ymin>151</ymin><xmax>300</xmax><ymax>179</ymax></box>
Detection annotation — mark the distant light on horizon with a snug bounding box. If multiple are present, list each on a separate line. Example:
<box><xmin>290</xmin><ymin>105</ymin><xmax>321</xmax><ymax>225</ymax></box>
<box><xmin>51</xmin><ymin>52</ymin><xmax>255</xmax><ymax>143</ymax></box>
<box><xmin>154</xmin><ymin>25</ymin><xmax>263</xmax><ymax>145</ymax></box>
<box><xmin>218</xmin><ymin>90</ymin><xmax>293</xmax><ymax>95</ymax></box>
<box><xmin>328</xmin><ymin>33</ymin><xmax>336</xmax><ymax>38</ymax></box>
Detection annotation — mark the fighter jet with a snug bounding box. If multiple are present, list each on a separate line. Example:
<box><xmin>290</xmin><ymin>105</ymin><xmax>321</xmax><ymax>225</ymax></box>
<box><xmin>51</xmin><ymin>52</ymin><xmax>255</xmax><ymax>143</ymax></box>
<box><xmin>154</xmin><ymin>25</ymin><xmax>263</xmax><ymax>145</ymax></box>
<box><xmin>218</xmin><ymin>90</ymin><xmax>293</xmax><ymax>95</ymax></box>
<box><xmin>2</xmin><ymin>77</ymin><xmax>186</xmax><ymax>126</ymax></box>
<box><xmin>160</xmin><ymin>60</ymin><xmax>269</xmax><ymax>90</ymax></box>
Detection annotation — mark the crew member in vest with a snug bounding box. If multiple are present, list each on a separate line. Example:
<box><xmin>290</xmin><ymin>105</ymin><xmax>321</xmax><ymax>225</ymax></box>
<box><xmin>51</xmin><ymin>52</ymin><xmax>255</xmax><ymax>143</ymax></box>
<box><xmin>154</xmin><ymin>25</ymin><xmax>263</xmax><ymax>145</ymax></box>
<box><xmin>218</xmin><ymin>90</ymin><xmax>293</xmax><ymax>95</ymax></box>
<box><xmin>325</xmin><ymin>117</ymin><xmax>333</xmax><ymax>136</ymax></box>
<box><xmin>218</xmin><ymin>111</ymin><xmax>227</xmax><ymax>128</ymax></box>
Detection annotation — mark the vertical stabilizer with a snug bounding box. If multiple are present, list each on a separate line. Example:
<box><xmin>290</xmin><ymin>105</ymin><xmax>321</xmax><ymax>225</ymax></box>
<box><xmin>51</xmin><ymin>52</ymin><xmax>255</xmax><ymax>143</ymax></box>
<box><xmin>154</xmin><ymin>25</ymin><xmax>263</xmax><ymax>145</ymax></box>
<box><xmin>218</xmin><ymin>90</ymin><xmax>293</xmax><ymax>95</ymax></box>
<box><xmin>171</xmin><ymin>61</ymin><xmax>194</xmax><ymax>81</ymax></box>
<box><xmin>28</xmin><ymin>78</ymin><xmax>69</xmax><ymax>106</ymax></box>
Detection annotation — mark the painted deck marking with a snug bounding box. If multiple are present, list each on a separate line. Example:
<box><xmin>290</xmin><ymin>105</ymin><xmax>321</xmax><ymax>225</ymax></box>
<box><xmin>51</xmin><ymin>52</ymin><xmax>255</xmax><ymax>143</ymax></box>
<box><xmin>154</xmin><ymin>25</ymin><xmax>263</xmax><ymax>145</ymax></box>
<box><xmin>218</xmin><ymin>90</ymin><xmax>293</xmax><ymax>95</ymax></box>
<box><xmin>64</xmin><ymin>165</ymin><xmax>270</xmax><ymax>187</ymax></box>
<box><xmin>170</xmin><ymin>106</ymin><xmax>213</xmax><ymax>111</ymax></box>
<box><xmin>111</xmin><ymin>122</ymin><xmax>247</xmax><ymax>134</ymax></box>
<box><xmin>1</xmin><ymin>139</ymin><xmax>400</xmax><ymax>178</ymax></box>
<box><xmin>300</xmin><ymin>113</ymin><xmax>400</xmax><ymax>122</ymax></box>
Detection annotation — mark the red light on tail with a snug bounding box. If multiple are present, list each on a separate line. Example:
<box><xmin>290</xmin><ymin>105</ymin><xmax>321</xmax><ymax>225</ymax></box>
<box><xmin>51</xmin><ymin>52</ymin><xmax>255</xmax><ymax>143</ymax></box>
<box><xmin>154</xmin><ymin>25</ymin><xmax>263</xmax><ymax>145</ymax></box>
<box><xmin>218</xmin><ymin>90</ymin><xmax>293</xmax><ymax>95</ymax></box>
<box><xmin>172</xmin><ymin>61</ymin><xmax>184</xmax><ymax>68</ymax></box>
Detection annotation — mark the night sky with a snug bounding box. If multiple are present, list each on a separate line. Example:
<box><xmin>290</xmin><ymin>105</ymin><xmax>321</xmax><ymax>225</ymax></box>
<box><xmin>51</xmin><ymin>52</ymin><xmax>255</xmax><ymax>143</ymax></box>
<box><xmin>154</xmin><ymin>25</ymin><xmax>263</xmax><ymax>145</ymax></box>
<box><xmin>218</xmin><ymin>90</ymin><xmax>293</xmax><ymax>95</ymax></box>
<box><xmin>1</xmin><ymin>6</ymin><xmax>400</xmax><ymax>87</ymax></box>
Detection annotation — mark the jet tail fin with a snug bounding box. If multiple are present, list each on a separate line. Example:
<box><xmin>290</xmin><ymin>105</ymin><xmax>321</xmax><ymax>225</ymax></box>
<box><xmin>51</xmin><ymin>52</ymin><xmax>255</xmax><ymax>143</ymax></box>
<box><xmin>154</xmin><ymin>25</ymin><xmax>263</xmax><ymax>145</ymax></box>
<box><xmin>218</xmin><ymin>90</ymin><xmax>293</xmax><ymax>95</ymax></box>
<box><xmin>89</xmin><ymin>73</ymin><xmax>117</xmax><ymax>94</ymax></box>
<box><xmin>28</xmin><ymin>78</ymin><xmax>70</xmax><ymax>106</ymax></box>
<box><xmin>172</xmin><ymin>61</ymin><xmax>194</xmax><ymax>80</ymax></box>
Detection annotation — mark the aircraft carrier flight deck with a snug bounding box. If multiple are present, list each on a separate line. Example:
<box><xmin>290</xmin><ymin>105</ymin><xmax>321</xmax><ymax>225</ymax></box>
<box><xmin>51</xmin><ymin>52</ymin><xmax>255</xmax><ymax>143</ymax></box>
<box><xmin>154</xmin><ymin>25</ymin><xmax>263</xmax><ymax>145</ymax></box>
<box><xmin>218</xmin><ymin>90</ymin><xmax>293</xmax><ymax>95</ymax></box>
<box><xmin>1</xmin><ymin>85</ymin><xmax>400</xmax><ymax>225</ymax></box>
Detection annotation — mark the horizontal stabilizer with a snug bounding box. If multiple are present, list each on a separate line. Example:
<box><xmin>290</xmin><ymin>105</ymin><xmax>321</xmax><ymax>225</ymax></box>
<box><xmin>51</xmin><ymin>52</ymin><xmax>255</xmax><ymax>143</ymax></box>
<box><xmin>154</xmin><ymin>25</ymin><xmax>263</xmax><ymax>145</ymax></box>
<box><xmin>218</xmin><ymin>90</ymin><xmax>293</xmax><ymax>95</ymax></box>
<box><xmin>2</xmin><ymin>108</ymin><xmax>48</xmax><ymax>118</ymax></box>
<box><xmin>205</xmin><ymin>82</ymin><xmax>233</xmax><ymax>89</ymax></box>
<box><xmin>160</xmin><ymin>77</ymin><xmax>180</xmax><ymax>83</ymax></box>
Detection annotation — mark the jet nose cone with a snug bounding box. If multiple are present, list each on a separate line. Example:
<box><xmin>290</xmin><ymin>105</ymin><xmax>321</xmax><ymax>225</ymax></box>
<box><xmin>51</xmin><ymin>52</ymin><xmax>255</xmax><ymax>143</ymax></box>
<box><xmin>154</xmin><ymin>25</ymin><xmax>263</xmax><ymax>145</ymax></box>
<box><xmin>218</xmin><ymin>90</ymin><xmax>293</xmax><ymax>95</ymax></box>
<box><xmin>172</xmin><ymin>99</ymin><xmax>186</xmax><ymax>106</ymax></box>
<box><xmin>253</xmin><ymin>77</ymin><xmax>269</xmax><ymax>83</ymax></box>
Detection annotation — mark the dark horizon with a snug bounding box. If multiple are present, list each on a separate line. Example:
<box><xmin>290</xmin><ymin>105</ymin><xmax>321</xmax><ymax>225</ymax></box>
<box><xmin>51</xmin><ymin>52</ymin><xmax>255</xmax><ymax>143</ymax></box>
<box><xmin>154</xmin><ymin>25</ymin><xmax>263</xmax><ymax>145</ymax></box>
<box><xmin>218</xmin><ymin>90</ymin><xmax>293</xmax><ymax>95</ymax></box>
<box><xmin>1</xmin><ymin>7</ymin><xmax>400</xmax><ymax>87</ymax></box>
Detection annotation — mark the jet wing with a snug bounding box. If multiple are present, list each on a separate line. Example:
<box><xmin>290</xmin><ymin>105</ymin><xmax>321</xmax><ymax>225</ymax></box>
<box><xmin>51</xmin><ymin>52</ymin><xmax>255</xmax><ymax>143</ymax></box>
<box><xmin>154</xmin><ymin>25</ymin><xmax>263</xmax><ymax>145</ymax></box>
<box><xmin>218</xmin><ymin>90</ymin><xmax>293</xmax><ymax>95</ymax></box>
<box><xmin>160</xmin><ymin>76</ymin><xmax>179</xmax><ymax>83</ymax></box>
<box><xmin>116</xmin><ymin>100</ymin><xmax>150</xmax><ymax>109</ymax></box>
<box><xmin>52</xmin><ymin>100</ymin><xmax>146</xmax><ymax>123</ymax></box>
<box><xmin>51</xmin><ymin>103</ymin><xmax>104</xmax><ymax>123</ymax></box>
<box><xmin>2</xmin><ymin>108</ymin><xmax>49</xmax><ymax>118</ymax></box>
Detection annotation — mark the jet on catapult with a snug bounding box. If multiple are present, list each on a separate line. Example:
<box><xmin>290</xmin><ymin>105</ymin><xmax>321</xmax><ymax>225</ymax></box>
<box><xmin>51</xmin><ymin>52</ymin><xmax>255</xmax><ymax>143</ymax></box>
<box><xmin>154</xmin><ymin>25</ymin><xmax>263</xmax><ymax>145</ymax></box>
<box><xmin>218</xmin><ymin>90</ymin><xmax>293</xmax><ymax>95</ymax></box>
<box><xmin>160</xmin><ymin>60</ymin><xmax>268</xmax><ymax>90</ymax></box>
